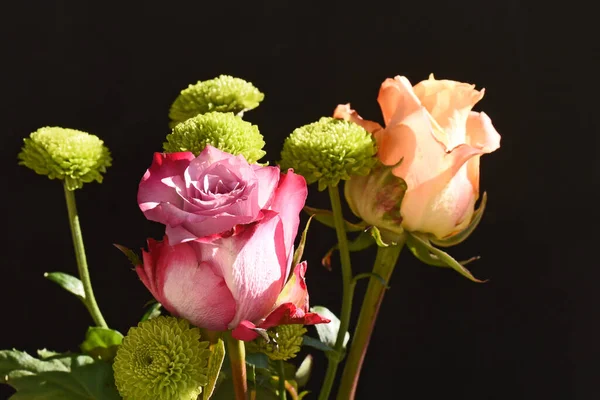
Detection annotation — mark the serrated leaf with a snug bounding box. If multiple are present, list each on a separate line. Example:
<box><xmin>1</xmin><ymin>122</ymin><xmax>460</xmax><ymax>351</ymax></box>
<box><xmin>44</xmin><ymin>272</ymin><xmax>85</xmax><ymax>301</ymax></box>
<box><xmin>202</xmin><ymin>338</ymin><xmax>225</xmax><ymax>400</ymax></box>
<box><xmin>0</xmin><ymin>350</ymin><xmax>120</xmax><ymax>399</ymax></box>
<box><xmin>303</xmin><ymin>206</ymin><xmax>367</xmax><ymax>232</ymax></box>
<box><xmin>429</xmin><ymin>192</ymin><xmax>488</xmax><ymax>248</ymax></box>
<box><xmin>292</xmin><ymin>215</ymin><xmax>313</xmax><ymax>268</ymax></box>
<box><xmin>407</xmin><ymin>233</ymin><xmax>486</xmax><ymax>283</ymax></box>
<box><xmin>80</xmin><ymin>327</ymin><xmax>123</xmax><ymax>362</ymax></box>
<box><xmin>140</xmin><ymin>302</ymin><xmax>162</xmax><ymax>322</ymax></box>
<box><xmin>309</xmin><ymin>306</ymin><xmax>349</xmax><ymax>349</ymax></box>
<box><xmin>113</xmin><ymin>244</ymin><xmax>141</xmax><ymax>266</ymax></box>
<box><xmin>294</xmin><ymin>354</ymin><xmax>312</xmax><ymax>387</ymax></box>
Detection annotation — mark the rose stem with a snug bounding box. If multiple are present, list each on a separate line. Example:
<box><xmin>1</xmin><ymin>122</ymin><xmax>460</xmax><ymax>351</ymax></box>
<box><xmin>278</xmin><ymin>360</ymin><xmax>287</xmax><ymax>400</ymax></box>
<box><xmin>225</xmin><ymin>332</ymin><xmax>248</xmax><ymax>400</ymax></box>
<box><xmin>63</xmin><ymin>183</ymin><xmax>108</xmax><ymax>328</ymax></box>
<box><xmin>317</xmin><ymin>185</ymin><xmax>355</xmax><ymax>400</ymax></box>
<box><xmin>336</xmin><ymin>241</ymin><xmax>405</xmax><ymax>399</ymax></box>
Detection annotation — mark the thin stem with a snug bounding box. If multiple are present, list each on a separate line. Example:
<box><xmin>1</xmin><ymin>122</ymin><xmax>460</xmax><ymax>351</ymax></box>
<box><xmin>225</xmin><ymin>332</ymin><xmax>248</xmax><ymax>400</ymax></box>
<box><xmin>63</xmin><ymin>184</ymin><xmax>108</xmax><ymax>328</ymax></box>
<box><xmin>278</xmin><ymin>360</ymin><xmax>287</xmax><ymax>400</ymax></box>
<box><xmin>318</xmin><ymin>185</ymin><xmax>354</xmax><ymax>400</ymax></box>
<box><xmin>336</xmin><ymin>239</ymin><xmax>405</xmax><ymax>400</ymax></box>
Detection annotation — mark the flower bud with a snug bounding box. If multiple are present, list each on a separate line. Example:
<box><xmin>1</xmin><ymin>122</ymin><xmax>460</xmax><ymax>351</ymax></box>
<box><xmin>344</xmin><ymin>163</ymin><xmax>407</xmax><ymax>237</ymax></box>
<box><xmin>18</xmin><ymin>126</ymin><xmax>112</xmax><ymax>190</ymax></box>
<box><xmin>245</xmin><ymin>324</ymin><xmax>307</xmax><ymax>361</ymax></box>
<box><xmin>279</xmin><ymin>117</ymin><xmax>377</xmax><ymax>190</ymax></box>
<box><xmin>113</xmin><ymin>316</ymin><xmax>211</xmax><ymax>400</ymax></box>
<box><xmin>169</xmin><ymin>75</ymin><xmax>264</xmax><ymax>128</ymax></box>
<box><xmin>163</xmin><ymin>111</ymin><xmax>266</xmax><ymax>163</ymax></box>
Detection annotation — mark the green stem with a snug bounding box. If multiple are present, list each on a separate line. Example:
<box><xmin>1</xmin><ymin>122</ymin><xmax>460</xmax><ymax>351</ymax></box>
<box><xmin>225</xmin><ymin>332</ymin><xmax>248</xmax><ymax>400</ymax></box>
<box><xmin>336</xmin><ymin>239</ymin><xmax>405</xmax><ymax>400</ymax></box>
<box><xmin>63</xmin><ymin>184</ymin><xmax>108</xmax><ymax>328</ymax></box>
<box><xmin>318</xmin><ymin>186</ymin><xmax>354</xmax><ymax>400</ymax></box>
<box><xmin>278</xmin><ymin>360</ymin><xmax>287</xmax><ymax>400</ymax></box>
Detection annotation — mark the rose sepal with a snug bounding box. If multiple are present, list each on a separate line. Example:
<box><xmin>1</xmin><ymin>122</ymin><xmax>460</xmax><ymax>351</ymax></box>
<box><xmin>406</xmin><ymin>232</ymin><xmax>486</xmax><ymax>283</ymax></box>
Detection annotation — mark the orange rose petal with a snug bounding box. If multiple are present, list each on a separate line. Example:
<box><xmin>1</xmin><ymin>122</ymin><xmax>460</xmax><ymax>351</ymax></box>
<box><xmin>377</xmin><ymin>76</ymin><xmax>421</xmax><ymax>127</ymax></box>
<box><xmin>465</xmin><ymin>111</ymin><xmax>501</xmax><ymax>197</ymax></box>
<box><xmin>333</xmin><ymin>103</ymin><xmax>383</xmax><ymax>134</ymax></box>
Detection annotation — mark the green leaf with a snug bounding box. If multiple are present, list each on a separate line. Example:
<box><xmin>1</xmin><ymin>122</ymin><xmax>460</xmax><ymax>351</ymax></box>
<box><xmin>0</xmin><ymin>349</ymin><xmax>120</xmax><ymax>399</ymax></box>
<box><xmin>429</xmin><ymin>192</ymin><xmax>488</xmax><ymax>248</ymax></box>
<box><xmin>113</xmin><ymin>244</ymin><xmax>141</xmax><ymax>266</ymax></box>
<box><xmin>140</xmin><ymin>302</ymin><xmax>162</xmax><ymax>322</ymax></box>
<box><xmin>298</xmin><ymin>390</ymin><xmax>311</xmax><ymax>399</ymax></box>
<box><xmin>245</xmin><ymin>352</ymin><xmax>269</xmax><ymax>370</ymax></box>
<box><xmin>202</xmin><ymin>338</ymin><xmax>225</xmax><ymax>400</ymax></box>
<box><xmin>294</xmin><ymin>354</ymin><xmax>312</xmax><ymax>387</ymax></box>
<box><xmin>309</xmin><ymin>306</ymin><xmax>350</xmax><ymax>349</ymax></box>
<box><xmin>302</xmin><ymin>336</ymin><xmax>334</xmax><ymax>352</ymax></box>
<box><xmin>407</xmin><ymin>233</ymin><xmax>486</xmax><ymax>283</ymax></box>
<box><xmin>292</xmin><ymin>215</ymin><xmax>313</xmax><ymax>268</ymax></box>
<box><xmin>80</xmin><ymin>327</ymin><xmax>123</xmax><ymax>362</ymax></box>
<box><xmin>322</xmin><ymin>231</ymin><xmax>375</xmax><ymax>270</ymax></box>
<box><xmin>303</xmin><ymin>206</ymin><xmax>367</xmax><ymax>232</ymax></box>
<box><xmin>44</xmin><ymin>272</ymin><xmax>85</xmax><ymax>301</ymax></box>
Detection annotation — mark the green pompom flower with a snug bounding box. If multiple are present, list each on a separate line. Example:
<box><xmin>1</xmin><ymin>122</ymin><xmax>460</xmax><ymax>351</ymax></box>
<box><xmin>113</xmin><ymin>316</ymin><xmax>211</xmax><ymax>400</ymax></box>
<box><xmin>246</xmin><ymin>325</ymin><xmax>307</xmax><ymax>361</ymax></box>
<box><xmin>163</xmin><ymin>111</ymin><xmax>266</xmax><ymax>163</ymax></box>
<box><xmin>279</xmin><ymin>117</ymin><xmax>377</xmax><ymax>191</ymax></box>
<box><xmin>18</xmin><ymin>126</ymin><xmax>112</xmax><ymax>190</ymax></box>
<box><xmin>169</xmin><ymin>75</ymin><xmax>264</xmax><ymax>128</ymax></box>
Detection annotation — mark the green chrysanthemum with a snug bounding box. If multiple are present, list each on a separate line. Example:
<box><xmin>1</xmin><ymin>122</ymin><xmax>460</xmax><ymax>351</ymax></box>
<box><xmin>113</xmin><ymin>316</ymin><xmax>211</xmax><ymax>400</ymax></box>
<box><xmin>279</xmin><ymin>117</ymin><xmax>377</xmax><ymax>190</ymax></box>
<box><xmin>246</xmin><ymin>325</ymin><xmax>307</xmax><ymax>361</ymax></box>
<box><xmin>169</xmin><ymin>75</ymin><xmax>264</xmax><ymax>128</ymax></box>
<box><xmin>163</xmin><ymin>111</ymin><xmax>266</xmax><ymax>163</ymax></box>
<box><xmin>18</xmin><ymin>126</ymin><xmax>112</xmax><ymax>190</ymax></box>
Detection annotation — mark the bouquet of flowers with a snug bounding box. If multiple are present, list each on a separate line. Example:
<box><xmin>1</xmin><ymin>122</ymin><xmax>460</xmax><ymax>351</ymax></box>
<box><xmin>2</xmin><ymin>73</ymin><xmax>500</xmax><ymax>399</ymax></box>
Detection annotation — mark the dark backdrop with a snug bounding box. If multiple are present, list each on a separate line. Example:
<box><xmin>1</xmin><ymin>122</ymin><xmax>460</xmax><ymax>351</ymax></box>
<box><xmin>1</xmin><ymin>1</ymin><xmax>597</xmax><ymax>399</ymax></box>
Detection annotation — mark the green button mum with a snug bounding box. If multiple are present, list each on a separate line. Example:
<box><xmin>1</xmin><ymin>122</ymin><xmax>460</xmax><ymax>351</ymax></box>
<box><xmin>163</xmin><ymin>111</ymin><xmax>266</xmax><ymax>163</ymax></box>
<box><xmin>113</xmin><ymin>316</ymin><xmax>211</xmax><ymax>400</ymax></box>
<box><xmin>245</xmin><ymin>324</ymin><xmax>307</xmax><ymax>361</ymax></box>
<box><xmin>279</xmin><ymin>117</ymin><xmax>377</xmax><ymax>190</ymax></box>
<box><xmin>18</xmin><ymin>126</ymin><xmax>112</xmax><ymax>191</ymax></box>
<box><xmin>169</xmin><ymin>75</ymin><xmax>264</xmax><ymax>128</ymax></box>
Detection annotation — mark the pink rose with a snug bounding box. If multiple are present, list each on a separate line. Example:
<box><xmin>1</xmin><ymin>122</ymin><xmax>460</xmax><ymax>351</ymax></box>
<box><xmin>335</xmin><ymin>74</ymin><xmax>501</xmax><ymax>238</ymax></box>
<box><xmin>135</xmin><ymin>172</ymin><xmax>329</xmax><ymax>340</ymax></box>
<box><xmin>138</xmin><ymin>145</ymin><xmax>281</xmax><ymax>244</ymax></box>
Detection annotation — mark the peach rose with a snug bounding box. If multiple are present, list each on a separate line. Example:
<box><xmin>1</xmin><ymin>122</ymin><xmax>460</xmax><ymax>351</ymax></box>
<box><xmin>335</xmin><ymin>74</ymin><xmax>501</xmax><ymax>239</ymax></box>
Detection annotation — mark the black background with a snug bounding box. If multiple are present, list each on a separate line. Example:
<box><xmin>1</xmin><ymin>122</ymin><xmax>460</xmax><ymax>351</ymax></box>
<box><xmin>1</xmin><ymin>1</ymin><xmax>597</xmax><ymax>399</ymax></box>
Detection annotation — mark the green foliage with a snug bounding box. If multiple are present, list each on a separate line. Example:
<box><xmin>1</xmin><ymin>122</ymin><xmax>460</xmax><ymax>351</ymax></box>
<box><xmin>44</xmin><ymin>272</ymin><xmax>85</xmax><ymax>301</ymax></box>
<box><xmin>280</xmin><ymin>117</ymin><xmax>377</xmax><ymax>190</ymax></box>
<box><xmin>201</xmin><ymin>338</ymin><xmax>225</xmax><ymax>400</ymax></box>
<box><xmin>18</xmin><ymin>127</ymin><xmax>112</xmax><ymax>190</ymax></box>
<box><xmin>0</xmin><ymin>349</ymin><xmax>120</xmax><ymax>399</ymax></box>
<box><xmin>80</xmin><ymin>328</ymin><xmax>123</xmax><ymax>362</ymax></box>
